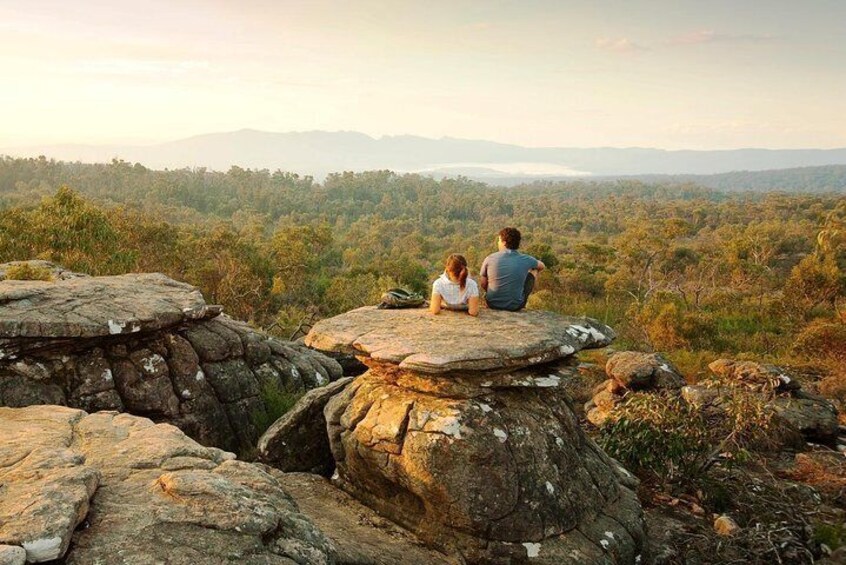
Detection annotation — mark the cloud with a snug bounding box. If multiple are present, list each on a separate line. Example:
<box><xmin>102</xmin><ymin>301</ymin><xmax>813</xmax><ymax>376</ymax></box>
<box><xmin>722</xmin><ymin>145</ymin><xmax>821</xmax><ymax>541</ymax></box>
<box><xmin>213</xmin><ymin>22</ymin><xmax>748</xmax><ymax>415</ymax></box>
<box><xmin>668</xmin><ymin>30</ymin><xmax>776</xmax><ymax>46</ymax></box>
<box><xmin>595</xmin><ymin>37</ymin><xmax>644</xmax><ymax>54</ymax></box>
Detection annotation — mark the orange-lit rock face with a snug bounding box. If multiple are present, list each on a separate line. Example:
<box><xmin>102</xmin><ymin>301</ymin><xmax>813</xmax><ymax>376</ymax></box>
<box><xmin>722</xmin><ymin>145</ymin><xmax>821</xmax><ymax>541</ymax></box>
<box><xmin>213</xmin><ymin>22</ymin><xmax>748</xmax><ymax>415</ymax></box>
<box><xmin>0</xmin><ymin>405</ymin><xmax>335</xmax><ymax>564</ymax></box>
<box><xmin>310</xmin><ymin>307</ymin><xmax>647</xmax><ymax>563</ymax></box>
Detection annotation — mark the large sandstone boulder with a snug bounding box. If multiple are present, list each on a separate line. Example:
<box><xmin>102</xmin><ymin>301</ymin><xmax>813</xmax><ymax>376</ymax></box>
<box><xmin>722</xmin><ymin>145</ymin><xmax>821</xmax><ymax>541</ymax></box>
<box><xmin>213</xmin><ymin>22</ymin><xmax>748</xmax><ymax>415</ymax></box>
<box><xmin>0</xmin><ymin>263</ymin><xmax>342</xmax><ymax>454</ymax></box>
<box><xmin>606</xmin><ymin>352</ymin><xmax>685</xmax><ymax>391</ymax></box>
<box><xmin>0</xmin><ymin>405</ymin><xmax>335</xmax><ymax>564</ymax></box>
<box><xmin>306</xmin><ymin>307</ymin><xmax>646</xmax><ymax>563</ymax></box>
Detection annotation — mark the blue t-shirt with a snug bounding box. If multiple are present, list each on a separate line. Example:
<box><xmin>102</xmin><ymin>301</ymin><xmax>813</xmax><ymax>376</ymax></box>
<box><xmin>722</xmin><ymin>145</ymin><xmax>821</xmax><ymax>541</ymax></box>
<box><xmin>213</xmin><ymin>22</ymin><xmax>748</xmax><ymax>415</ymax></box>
<box><xmin>480</xmin><ymin>249</ymin><xmax>539</xmax><ymax>311</ymax></box>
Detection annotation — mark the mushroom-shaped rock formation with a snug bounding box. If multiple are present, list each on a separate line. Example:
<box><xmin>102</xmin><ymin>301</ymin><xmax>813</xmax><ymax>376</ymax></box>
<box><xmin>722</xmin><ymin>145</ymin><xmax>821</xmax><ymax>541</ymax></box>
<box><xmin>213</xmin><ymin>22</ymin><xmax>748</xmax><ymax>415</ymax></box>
<box><xmin>0</xmin><ymin>405</ymin><xmax>335</xmax><ymax>564</ymax></box>
<box><xmin>0</xmin><ymin>263</ymin><xmax>342</xmax><ymax>455</ymax></box>
<box><xmin>305</xmin><ymin>307</ymin><xmax>646</xmax><ymax>564</ymax></box>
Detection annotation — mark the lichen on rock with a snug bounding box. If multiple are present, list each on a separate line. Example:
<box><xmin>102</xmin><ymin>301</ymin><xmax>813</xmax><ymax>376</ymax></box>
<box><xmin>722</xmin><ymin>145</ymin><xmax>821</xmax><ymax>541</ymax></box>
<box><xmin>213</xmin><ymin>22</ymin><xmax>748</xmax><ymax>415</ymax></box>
<box><xmin>0</xmin><ymin>405</ymin><xmax>336</xmax><ymax>564</ymax></box>
<box><xmin>306</xmin><ymin>306</ymin><xmax>646</xmax><ymax>563</ymax></box>
<box><xmin>0</xmin><ymin>263</ymin><xmax>342</xmax><ymax>455</ymax></box>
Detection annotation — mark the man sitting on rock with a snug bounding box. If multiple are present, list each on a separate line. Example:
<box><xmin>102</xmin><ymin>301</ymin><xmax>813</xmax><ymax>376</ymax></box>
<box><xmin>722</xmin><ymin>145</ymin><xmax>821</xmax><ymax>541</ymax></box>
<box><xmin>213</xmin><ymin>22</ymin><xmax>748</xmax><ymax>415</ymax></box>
<box><xmin>480</xmin><ymin>227</ymin><xmax>545</xmax><ymax>311</ymax></box>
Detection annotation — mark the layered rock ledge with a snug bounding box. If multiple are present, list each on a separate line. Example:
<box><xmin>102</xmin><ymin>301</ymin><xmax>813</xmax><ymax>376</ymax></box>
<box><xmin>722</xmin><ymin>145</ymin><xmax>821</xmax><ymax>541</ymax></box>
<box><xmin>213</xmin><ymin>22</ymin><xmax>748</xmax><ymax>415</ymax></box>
<box><xmin>304</xmin><ymin>307</ymin><xmax>646</xmax><ymax>564</ymax></box>
<box><xmin>0</xmin><ymin>405</ymin><xmax>335</xmax><ymax>564</ymax></box>
<box><xmin>0</xmin><ymin>264</ymin><xmax>342</xmax><ymax>454</ymax></box>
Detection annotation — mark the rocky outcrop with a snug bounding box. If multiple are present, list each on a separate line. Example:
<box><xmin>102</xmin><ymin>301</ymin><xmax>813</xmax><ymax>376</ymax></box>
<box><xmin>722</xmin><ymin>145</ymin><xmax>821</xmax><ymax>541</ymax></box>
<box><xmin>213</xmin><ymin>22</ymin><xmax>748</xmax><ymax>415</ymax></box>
<box><xmin>586</xmin><ymin>352</ymin><xmax>686</xmax><ymax>426</ymax></box>
<box><xmin>707</xmin><ymin>359</ymin><xmax>802</xmax><ymax>393</ymax></box>
<box><xmin>678</xmin><ymin>359</ymin><xmax>838</xmax><ymax>444</ymax></box>
<box><xmin>0</xmin><ymin>405</ymin><xmax>335</xmax><ymax>564</ymax></box>
<box><xmin>0</xmin><ymin>263</ymin><xmax>342</xmax><ymax>455</ymax></box>
<box><xmin>584</xmin><ymin>354</ymin><xmax>837</xmax><ymax>444</ymax></box>
<box><xmin>687</xmin><ymin>359</ymin><xmax>838</xmax><ymax>443</ymax></box>
<box><xmin>582</xmin><ymin>351</ymin><xmax>836</xmax><ymax>444</ymax></box>
<box><xmin>305</xmin><ymin>306</ymin><xmax>646</xmax><ymax>564</ymax></box>
<box><xmin>258</xmin><ymin>377</ymin><xmax>354</xmax><ymax>475</ymax></box>
<box><xmin>0</xmin><ymin>260</ymin><xmax>86</xmax><ymax>282</ymax></box>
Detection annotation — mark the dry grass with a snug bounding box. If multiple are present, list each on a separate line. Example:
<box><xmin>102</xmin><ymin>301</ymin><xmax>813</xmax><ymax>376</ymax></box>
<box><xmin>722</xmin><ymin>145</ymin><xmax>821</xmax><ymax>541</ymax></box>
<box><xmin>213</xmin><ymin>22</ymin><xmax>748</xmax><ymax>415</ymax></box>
<box><xmin>784</xmin><ymin>451</ymin><xmax>846</xmax><ymax>506</ymax></box>
<box><xmin>645</xmin><ymin>461</ymin><xmax>840</xmax><ymax>564</ymax></box>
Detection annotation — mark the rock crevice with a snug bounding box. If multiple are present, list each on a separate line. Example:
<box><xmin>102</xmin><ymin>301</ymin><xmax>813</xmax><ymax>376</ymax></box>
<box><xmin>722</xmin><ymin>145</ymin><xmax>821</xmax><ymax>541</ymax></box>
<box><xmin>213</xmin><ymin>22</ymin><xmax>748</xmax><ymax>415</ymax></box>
<box><xmin>0</xmin><ymin>264</ymin><xmax>342</xmax><ymax>455</ymax></box>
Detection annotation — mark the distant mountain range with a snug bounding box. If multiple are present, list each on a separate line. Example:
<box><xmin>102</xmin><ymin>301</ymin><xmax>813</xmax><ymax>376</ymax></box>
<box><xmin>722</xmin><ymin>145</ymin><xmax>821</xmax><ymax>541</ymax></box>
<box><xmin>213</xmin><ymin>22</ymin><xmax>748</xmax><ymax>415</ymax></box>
<box><xmin>4</xmin><ymin>129</ymin><xmax>846</xmax><ymax>181</ymax></box>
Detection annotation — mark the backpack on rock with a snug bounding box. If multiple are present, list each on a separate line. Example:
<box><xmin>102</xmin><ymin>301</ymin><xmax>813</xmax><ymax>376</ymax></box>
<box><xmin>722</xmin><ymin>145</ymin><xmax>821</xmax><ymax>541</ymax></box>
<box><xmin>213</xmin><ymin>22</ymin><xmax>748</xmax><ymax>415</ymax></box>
<box><xmin>378</xmin><ymin>288</ymin><xmax>426</xmax><ymax>309</ymax></box>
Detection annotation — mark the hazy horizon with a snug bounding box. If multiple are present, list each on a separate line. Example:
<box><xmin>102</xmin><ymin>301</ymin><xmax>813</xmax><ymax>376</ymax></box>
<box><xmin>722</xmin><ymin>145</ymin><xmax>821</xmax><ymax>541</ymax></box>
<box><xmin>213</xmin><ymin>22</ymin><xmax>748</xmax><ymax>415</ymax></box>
<box><xmin>2</xmin><ymin>1</ymin><xmax>845</xmax><ymax>150</ymax></box>
<box><xmin>7</xmin><ymin>127</ymin><xmax>846</xmax><ymax>153</ymax></box>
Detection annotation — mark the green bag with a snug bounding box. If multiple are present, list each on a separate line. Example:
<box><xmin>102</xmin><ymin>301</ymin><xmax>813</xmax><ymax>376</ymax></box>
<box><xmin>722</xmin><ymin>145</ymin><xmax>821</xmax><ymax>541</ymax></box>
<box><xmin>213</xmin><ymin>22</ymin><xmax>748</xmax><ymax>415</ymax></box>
<box><xmin>378</xmin><ymin>288</ymin><xmax>426</xmax><ymax>309</ymax></box>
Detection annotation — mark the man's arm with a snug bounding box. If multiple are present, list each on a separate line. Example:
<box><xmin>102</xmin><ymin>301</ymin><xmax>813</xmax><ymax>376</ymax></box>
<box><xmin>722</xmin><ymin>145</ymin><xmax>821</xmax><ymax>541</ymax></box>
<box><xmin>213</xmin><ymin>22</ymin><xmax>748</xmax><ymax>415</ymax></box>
<box><xmin>479</xmin><ymin>258</ymin><xmax>489</xmax><ymax>291</ymax></box>
<box><xmin>536</xmin><ymin>260</ymin><xmax>546</xmax><ymax>273</ymax></box>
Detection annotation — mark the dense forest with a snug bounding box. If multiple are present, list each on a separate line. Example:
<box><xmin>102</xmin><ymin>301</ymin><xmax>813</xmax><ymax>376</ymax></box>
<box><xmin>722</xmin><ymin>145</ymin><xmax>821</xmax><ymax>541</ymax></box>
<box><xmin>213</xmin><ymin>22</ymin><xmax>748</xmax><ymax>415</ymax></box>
<box><xmin>630</xmin><ymin>164</ymin><xmax>846</xmax><ymax>193</ymax></box>
<box><xmin>1</xmin><ymin>155</ymin><xmax>844</xmax><ymax>383</ymax></box>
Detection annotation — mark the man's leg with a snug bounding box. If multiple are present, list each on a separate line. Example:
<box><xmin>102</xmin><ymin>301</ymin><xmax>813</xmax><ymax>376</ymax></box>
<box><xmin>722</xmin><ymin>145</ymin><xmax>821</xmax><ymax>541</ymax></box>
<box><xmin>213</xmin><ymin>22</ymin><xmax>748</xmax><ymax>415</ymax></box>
<box><xmin>519</xmin><ymin>270</ymin><xmax>537</xmax><ymax>309</ymax></box>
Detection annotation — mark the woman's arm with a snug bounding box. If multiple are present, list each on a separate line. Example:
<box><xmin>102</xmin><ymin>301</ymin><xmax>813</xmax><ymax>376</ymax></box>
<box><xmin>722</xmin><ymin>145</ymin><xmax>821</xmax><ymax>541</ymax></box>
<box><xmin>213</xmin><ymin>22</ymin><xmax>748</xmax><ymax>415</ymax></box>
<box><xmin>430</xmin><ymin>290</ymin><xmax>442</xmax><ymax>314</ymax></box>
<box><xmin>467</xmin><ymin>296</ymin><xmax>479</xmax><ymax>316</ymax></box>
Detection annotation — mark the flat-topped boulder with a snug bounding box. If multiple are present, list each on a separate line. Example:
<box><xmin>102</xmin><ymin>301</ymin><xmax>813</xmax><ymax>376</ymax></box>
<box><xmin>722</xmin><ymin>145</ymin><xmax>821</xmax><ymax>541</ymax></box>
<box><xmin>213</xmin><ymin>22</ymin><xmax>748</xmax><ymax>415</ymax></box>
<box><xmin>0</xmin><ymin>272</ymin><xmax>217</xmax><ymax>344</ymax></box>
<box><xmin>0</xmin><ymin>263</ymin><xmax>342</xmax><ymax>455</ymax></box>
<box><xmin>305</xmin><ymin>306</ymin><xmax>615</xmax><ymax>374</ymax></box>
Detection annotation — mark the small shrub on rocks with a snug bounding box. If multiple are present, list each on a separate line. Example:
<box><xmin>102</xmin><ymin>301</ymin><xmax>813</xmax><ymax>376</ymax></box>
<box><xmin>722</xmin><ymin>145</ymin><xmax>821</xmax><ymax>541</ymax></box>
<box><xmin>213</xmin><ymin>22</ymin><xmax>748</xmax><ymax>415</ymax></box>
<box><xmin>598</xmin><ymin>392</ymin><xmax>711</xmax><ymax>485</ymax></box>
<box><xmin>600</xmin><ymin>381</ymin><xmax>780</xmax><ymax>487</ymax></box>
<box><xmin>252</xmin><ymin>381</ymin><xmax>302</xmax><ymax>435</ymax></box>
<box><xmin>713</xmin><ymin>380</ymin><xmax>780</xmax><ymax>452</ymax></box>
<box><xmin>813</xmin><ymin>522</ymin><xmax>846</xmax><ymax>553</ymax></box>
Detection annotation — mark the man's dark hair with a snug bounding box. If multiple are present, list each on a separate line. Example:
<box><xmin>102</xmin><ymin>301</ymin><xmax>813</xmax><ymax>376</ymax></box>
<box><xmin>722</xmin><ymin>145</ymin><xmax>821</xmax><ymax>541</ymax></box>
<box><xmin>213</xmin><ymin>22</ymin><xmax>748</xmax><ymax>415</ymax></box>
<box><xmin>498</xmin><ymin>227</ymin><xmax>521</xmax><ymax>250</ymax></box>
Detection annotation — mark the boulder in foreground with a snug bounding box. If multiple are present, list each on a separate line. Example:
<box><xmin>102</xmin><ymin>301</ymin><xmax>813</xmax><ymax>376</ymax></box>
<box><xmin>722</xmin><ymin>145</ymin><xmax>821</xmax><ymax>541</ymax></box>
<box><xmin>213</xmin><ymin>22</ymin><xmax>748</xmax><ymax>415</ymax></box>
<box><xmin>258</xmin><ymin>376</ymin><xmax>354</xmax><ymax>475</ymax></box>
<box><xmin>0</xmin><ymin>405</ymin><xmax>336</xmax><ymax>564</ymax></box>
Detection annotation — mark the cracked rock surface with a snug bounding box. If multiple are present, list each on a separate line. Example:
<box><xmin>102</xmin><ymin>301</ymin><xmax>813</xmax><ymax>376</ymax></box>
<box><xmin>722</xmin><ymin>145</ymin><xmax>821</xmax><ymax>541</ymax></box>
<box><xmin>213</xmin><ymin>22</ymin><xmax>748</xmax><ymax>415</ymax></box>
<box><xmin>308</xmin><ymin>308</ymin><xmax>646</xmax><ymax>563</ymax></box>
<box><xmin>0</xmin><ymin>405</ymin><xmax>336</xmax><ymax>564</ymax></box>
<box><xmin>305</xmin><ymin>306</ymin><xmax>615</xmax><ymax>373</ymax></box>
<box><xmin>0</xmin><ymin>265</ymin><xmax>342</xmax><ymax>455</ymax></box>
<box><xmin>258</xmin><ymin>377</ymin><xmax>355</xmax><ymax>475</ymax></box>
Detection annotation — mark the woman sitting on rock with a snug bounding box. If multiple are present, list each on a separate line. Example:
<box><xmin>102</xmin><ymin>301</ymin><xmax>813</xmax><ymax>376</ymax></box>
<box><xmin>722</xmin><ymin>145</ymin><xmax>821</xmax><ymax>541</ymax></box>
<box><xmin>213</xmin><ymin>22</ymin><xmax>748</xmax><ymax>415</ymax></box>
<box><xmin>430</xmin><ymin>254</ymin><xmax>480</xmax><ymax>316</ymax></box>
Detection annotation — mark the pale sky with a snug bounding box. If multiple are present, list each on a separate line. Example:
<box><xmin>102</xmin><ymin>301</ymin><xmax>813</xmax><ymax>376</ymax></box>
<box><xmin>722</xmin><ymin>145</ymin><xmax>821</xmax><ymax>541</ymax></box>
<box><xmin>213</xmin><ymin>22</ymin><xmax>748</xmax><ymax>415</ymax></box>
<box><xmin>1</xmin><ymin>0</ymin><xmax>845</xmax><ymax>149</ymax></box>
